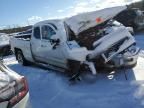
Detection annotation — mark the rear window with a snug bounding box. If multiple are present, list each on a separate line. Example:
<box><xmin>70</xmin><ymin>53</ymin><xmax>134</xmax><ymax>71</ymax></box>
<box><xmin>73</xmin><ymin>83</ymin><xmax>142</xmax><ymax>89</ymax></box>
<box><xmin>33</xmin><ymin>27</ymin><xmax>40</xmax><ymax>39</ymax></box>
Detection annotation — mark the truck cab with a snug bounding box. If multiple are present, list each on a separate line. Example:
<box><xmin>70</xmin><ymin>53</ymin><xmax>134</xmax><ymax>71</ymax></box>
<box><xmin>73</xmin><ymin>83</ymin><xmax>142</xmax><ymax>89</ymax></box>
<box><xmin>30</xmin><ymin>20</ymin><xmax>68</xmax><ymax>69</ymax></box>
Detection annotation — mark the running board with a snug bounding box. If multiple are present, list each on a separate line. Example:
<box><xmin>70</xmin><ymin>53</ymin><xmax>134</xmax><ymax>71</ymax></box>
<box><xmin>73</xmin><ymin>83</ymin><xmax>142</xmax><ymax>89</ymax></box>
<box><xmin>37</xmin><ymin>62</ymin><xmax>66</xmax><ymax>73</ymax></box>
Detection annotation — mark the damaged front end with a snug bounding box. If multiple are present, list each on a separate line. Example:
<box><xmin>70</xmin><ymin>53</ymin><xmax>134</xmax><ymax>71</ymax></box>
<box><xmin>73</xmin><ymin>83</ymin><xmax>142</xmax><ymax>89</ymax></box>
<box><xmin>87</xmin><ymin>24</ymin><xmax>140</xmax><ymax>69</ymax></box>
<box><xmin>64</xmin><ymin>6</ymin><xmax>139</xmax><ymax>78</ymax></box>
<box><xmin>65</xmin><ymin>20</ymin><xmax>139</xmax><ymax>77</ymax></box>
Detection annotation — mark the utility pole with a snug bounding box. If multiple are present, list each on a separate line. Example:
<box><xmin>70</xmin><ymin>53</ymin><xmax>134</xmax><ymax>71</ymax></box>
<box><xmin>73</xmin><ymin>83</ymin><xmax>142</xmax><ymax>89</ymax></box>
<box><xmin>142</xmin><ymin>0</ymin><xmax>144</xmax><ymax>11</ymax></box>
<box><xmin>27</xmin><ymin>20</ymin><xmax>30</xmax><ymax>26</ymax></box>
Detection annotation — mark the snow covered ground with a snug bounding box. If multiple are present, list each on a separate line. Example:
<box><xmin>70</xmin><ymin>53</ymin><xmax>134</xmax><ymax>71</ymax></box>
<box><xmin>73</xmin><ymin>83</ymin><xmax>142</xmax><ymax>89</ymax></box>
<box><xmin>3</xmin><ymin>33</ymin><xmax>144</xmax><ymax>108</ymax></box>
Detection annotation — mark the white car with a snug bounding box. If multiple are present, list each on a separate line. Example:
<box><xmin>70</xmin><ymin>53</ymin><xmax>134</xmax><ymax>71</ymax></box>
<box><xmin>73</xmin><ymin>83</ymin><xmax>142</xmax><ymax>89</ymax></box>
<box><xmin>0</xmin><ymin>59</ymin><xmax>29</xmax><ymax>108</ymax></box>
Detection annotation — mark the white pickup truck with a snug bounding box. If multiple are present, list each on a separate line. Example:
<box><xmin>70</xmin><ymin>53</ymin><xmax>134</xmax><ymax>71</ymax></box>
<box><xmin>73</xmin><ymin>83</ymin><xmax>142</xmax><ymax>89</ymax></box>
<box><xmin>10</xmin><ymin>6</ymin><xmax>139</xmax><ymax>80</ymax></box>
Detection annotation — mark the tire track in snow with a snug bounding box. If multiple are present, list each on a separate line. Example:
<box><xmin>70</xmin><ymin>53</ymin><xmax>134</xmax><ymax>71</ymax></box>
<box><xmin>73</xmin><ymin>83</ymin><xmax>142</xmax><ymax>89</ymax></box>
<box><xmin>47</xmin><ymin>89</ymin><xmax>64</xmax><ymax>105</ymax></box>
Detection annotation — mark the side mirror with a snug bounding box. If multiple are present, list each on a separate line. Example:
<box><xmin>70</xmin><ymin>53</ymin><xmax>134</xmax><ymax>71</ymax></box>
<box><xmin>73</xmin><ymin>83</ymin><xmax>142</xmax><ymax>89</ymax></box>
<box><xmin>50</xmin><ymin>39</ymin><xmax>60</xmax><ymax>44</ymax></box>
<box><xmin>50</xmin><ymin>39</ymin><xmax>60</xmax><ymax>49</ymax></box>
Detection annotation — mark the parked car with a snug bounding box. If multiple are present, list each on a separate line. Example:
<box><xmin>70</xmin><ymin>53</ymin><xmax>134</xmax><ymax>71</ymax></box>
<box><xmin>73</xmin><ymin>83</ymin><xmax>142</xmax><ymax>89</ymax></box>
<box><xmin>10</xmin><ymin>6</ymin><xmax>139</xmax><ymax>80</ymax></box>
<box><xmin>114</xmin><ymin>8</ymin><xmax>144</xmax><ymax>31</ymax></box>
<box><xmin>0</xmin><ymin>58</ymin><xmax>29</xmax><ymax>108</ymax></box>
<box><xmin>0</xmin><ymin>34</ymin><xmax>11</xmax><ymax>56</ymax></box>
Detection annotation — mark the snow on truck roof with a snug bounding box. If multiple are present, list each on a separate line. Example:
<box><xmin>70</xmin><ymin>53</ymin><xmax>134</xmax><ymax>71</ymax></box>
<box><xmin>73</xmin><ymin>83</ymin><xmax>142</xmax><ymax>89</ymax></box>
<box><xmin>34</xmin><ymin>6</ymin><xmax>126</xmax><ymax>35</ymax></box>
<box><xmin>34</xmin><ymin>19</ymin><xmax>63</xmax><ymax>27</ymax></box>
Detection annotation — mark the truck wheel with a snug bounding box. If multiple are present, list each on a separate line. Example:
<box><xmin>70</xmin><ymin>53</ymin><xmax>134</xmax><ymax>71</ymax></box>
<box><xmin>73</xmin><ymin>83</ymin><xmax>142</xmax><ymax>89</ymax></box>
<box><xmin>17</xmin><ymin>51</ymin><xmax>28</xmax><ymax>66</ymax></box>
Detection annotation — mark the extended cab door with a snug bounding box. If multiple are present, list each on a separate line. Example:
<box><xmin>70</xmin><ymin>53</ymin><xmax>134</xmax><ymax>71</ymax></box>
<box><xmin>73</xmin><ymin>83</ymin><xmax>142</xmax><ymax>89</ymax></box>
<box><xmin>40</xmin><ymin>24</ymin><xmax>67</xmax><ymax>68</ymax></box>
<box><xmin>31</xmin><ymin>26</ymin><xmax>43</xmax><ymax>61</ymax></box>
<box><xmin>31</xmin><ymin>24</ymin><xmax>67</xmax><ymax>68</ymax></box>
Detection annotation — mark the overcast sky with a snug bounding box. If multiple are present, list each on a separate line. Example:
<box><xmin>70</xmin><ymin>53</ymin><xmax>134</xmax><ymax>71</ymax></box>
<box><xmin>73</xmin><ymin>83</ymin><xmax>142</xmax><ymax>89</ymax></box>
<box><xmin>0</xmin><ymin>0</ymin><xmax>141</xmax><ymax>29</ymax></box>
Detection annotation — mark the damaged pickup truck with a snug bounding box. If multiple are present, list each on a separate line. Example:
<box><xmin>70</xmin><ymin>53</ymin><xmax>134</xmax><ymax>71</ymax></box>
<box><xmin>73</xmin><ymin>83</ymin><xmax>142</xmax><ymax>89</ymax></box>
<box><xmin>10</xmin><ymin>6</ymin><xmax>139</xmax><ymax>80</ymax></box>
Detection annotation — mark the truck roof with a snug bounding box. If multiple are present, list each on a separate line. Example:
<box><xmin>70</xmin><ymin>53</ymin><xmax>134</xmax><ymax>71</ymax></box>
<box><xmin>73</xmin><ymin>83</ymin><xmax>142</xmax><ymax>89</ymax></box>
<box><xmin>34</xmin><ymin>19</ymin><xmax>63</xmax><ymax>27</ymax></box>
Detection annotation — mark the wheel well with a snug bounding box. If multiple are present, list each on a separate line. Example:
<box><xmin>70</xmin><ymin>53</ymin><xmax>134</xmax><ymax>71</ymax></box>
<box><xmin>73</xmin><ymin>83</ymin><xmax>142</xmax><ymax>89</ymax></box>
<box><xmin>14</xmin><ymin>48</ymin><xmax>22</xmax><ymax>60</ymax></box>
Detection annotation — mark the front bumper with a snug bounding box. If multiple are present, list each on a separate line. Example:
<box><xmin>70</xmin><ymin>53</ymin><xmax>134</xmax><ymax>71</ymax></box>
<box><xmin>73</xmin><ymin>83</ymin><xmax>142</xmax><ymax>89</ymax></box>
<box><xmin>105</xmin><ymin>46</ymin><xmax>140</xmax><ymax>68</ymax></box>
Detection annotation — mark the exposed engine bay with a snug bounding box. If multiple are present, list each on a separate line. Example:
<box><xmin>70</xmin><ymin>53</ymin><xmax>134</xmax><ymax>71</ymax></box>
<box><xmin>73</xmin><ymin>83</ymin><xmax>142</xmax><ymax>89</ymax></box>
<box><xmin>77</xmin><ymin>20</ymin><xmax>109</xmax><ymax>50</ymax></box>
<box><xmin>68</xmin><ymin>19</ymin><xmax>124</xmax><ymax>50</ymax></box>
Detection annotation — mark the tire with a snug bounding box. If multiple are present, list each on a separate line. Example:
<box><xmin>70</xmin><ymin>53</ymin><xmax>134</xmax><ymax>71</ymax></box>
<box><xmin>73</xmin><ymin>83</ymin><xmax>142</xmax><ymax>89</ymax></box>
<box><xmin>16</xmin><ymin>50</ymin><xmax>29</xmax><ymax>66</ymax></box>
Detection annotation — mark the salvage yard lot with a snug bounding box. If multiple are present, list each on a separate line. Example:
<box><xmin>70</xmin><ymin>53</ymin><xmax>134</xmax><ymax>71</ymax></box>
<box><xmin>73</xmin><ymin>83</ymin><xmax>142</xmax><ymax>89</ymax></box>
<box><xmin>3</xmin><ymin>33</ymin><xmax>144</xmax><ymax>108</ymax></box>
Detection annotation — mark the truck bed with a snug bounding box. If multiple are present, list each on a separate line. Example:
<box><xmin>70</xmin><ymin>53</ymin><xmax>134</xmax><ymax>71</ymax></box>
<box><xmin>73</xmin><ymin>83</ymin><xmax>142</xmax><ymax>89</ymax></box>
<box><xmin>14</xmin><ymin>34</ymin><xmax>31</xmax><ymax>41</ymax></box>
<box><xmin>10</xmin><ymin>34</ymin><xmax>31</xmax><ymax>50</ymax></box>
<box><xmin>10</xmin><ymin>34</ymin><xmax>33</xmax><ymax>62</ymax></box>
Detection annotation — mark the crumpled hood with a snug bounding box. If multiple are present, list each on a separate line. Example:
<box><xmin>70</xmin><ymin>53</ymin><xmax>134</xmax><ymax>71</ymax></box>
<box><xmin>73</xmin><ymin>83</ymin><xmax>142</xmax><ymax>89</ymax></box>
<box><xmin>65</xmin><ymin>6</ymin><xmax>127</xmax><ymax>35</ymax></box>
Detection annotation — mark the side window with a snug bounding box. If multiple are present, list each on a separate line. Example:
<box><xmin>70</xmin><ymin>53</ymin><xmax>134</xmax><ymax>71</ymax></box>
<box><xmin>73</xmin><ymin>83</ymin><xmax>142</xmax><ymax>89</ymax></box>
<box><xmin>34</xmin><ymin>27</ymin><xmax>40</xmax><ymax>39</ymax></box>
<box><xmin>42</xmin><ymin>25</ymin><xmax>56</xmax><ymax>40</ymax></box>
